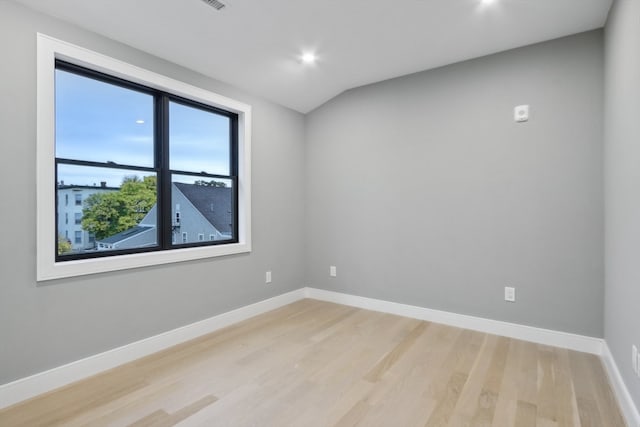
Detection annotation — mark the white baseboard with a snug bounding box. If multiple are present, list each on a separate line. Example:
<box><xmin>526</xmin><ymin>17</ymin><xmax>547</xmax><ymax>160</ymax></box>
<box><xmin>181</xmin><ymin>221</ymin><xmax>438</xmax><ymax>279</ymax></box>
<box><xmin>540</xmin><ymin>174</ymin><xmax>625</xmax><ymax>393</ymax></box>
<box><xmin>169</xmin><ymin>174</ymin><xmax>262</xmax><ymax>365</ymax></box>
<box><xmin>3</xmin><ymin>285</ymin><xmax>637</xmax><ymax>427</ymax></box>
<box><xmin>306</xmin><ymin>287</ymin><xmax>640</xmax><ymax>427</ymax></box>
<box><xmin>304</xmin><ymin>288</ymin><xmax>603</xmax><ymax>354</ymax></box>
<box><xmin>602</xmin><ymin>343</ymin><xmax>640</xmax><ymax>427</ymax></box>
<box><xmin>0</xmin><ymin>288</ymin><xmax>306</xmax><ymax>410</ymax></box>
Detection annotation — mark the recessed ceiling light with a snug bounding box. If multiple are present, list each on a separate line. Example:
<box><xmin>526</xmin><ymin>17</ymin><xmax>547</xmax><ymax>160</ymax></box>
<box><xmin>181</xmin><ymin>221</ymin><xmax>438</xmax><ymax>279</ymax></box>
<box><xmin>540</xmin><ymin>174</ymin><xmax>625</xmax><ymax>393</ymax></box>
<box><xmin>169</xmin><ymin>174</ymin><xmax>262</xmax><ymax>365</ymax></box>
<box><xmin>135</xmin><ymin>119</ymin><xmax>145</xmax><ymax>124</ymax></box>
<box><xmin>301</xmin><ymin>52</ymin><xmax>317</xmax><ymax>65</ymax></box>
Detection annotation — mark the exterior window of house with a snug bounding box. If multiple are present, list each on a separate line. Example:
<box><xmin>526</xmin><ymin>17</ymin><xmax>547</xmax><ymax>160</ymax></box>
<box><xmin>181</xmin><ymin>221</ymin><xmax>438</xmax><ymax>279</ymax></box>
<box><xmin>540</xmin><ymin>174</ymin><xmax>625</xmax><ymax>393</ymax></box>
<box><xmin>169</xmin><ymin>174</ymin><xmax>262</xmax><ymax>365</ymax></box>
<box><xmin>37</xmin><ymin>35</ymin><xmax>251</xmax><ymax>281</ymax></box>
<box><xmin>210</xmin><ymin>234</ymin><xmax>215</xmax><ymax>241</ymax></box>
<box><xmin>65</xmin><ymin>212</ymin><xmax>68</xmax><ymax>225</ymax></box>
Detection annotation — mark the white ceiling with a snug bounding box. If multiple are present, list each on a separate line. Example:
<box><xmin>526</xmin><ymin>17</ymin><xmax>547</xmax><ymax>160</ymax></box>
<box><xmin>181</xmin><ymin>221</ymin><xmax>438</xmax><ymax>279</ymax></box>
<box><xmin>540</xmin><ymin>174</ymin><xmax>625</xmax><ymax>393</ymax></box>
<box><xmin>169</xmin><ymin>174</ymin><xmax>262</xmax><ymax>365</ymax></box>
<box><xmin>14</xmin><ymin>0</ymin><xmax>612</xmax><ymax>113</ymax></box>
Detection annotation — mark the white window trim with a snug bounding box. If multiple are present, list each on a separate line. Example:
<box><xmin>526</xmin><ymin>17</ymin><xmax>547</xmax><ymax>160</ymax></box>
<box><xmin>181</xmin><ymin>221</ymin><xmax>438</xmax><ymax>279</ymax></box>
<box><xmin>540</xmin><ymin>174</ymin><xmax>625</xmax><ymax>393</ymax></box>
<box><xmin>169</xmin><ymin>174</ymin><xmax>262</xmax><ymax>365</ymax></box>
<box><xmin>36</xmin><ymin>34</ymin><xmax>252</xmax><ymax>281</ymax></box>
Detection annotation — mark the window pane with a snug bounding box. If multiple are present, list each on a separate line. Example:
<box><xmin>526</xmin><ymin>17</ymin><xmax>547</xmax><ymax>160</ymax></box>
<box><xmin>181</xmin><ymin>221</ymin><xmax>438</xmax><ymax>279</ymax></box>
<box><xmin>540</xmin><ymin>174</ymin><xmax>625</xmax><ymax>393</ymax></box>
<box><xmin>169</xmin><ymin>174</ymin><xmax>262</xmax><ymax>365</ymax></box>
<box><xmin>57</xmin><ymin>164</ymin><xmax>158</xmax><ymax>256</ymax></box>
<box><xmin>55</xmin><ymin>69</ymin><xmax>154</xmax><ymax>167</ymax></box>
<box><xmin>169</xmin><ymin>101</ymin><xmax>230</xmax><ymax>175</ymax></box>
<box><xmin>171</xmin><ymin>174</ymin><xmax>234</xmax><ymax>245</ymax></box>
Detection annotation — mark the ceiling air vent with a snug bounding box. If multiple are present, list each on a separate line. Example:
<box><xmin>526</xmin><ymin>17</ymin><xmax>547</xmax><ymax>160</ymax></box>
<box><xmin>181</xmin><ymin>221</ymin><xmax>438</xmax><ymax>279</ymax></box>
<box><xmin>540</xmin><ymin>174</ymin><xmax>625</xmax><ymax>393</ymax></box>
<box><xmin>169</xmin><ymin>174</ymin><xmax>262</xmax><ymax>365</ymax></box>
<box><xmin>201</xmin><ymin>0</ymin><xmax>226</xmax><ymax>10</ymax></box>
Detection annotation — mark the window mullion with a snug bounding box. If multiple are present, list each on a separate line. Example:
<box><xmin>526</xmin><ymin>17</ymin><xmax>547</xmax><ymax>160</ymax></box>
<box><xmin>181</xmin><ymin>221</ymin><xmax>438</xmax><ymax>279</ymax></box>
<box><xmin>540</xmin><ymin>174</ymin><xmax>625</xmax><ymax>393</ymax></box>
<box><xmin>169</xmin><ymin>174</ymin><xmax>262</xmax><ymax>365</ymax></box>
<box><xmin>158</xmin><ymin>94</ymin><xmax>171</xmax><ymax>250</ymax></box>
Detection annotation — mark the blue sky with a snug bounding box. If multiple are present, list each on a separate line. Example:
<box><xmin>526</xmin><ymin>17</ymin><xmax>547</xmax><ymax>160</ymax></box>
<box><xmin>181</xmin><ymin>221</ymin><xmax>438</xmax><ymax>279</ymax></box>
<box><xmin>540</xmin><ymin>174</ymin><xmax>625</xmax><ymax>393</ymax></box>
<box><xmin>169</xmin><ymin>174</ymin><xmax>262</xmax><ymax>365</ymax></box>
<box><xmin>55</xmin><ymin>69</ymin><xmax>230</xmax><ymax>188</ymax></box>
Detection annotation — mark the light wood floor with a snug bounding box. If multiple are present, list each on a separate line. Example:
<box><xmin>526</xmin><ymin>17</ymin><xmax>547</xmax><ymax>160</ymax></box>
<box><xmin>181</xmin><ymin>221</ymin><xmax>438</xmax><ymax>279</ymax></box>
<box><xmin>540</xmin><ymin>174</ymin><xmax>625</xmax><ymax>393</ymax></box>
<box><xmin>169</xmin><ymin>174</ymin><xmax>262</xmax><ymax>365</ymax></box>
<box><xmin>0</xmin><ymin>299</ymin><xmax>626</xmax><ymax>427</ymax></box>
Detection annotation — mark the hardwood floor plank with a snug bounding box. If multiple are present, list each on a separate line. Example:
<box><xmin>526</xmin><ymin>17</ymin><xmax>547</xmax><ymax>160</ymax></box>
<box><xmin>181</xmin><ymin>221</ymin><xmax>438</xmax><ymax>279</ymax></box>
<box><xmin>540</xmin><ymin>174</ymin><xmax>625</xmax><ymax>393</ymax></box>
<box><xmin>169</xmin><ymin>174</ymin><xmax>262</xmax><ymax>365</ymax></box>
<box><xmin>363</xmin><ymin>321</ymin><xmax>429</xmax><ymax>383</ymax></box>
<box><xmin>537</xmin><ymin>346</ymin><xmax>559</xmax><ymax>426</ymax></box>
<box><xmin>583</xmin><ymin>354</ymin><xmax>627</xmax><ymax>427</ymax></box>
<box><xmin>424</xmin><ymin>372</ymin><xmax>469</xmax><ymax>427</ymax></box>
<box><xmin>446</xmin><ymin>334</ymin><xmax>499</xmax><ymax>426</ymax></box>
<box><xmin>470</xmin><ymin>336</ymin><xmax>511</xmax><ymax>426</ymax></box>
<box><xmin>515</xmin><ymin>400</ymin><xmax>537</xmax><ymax>427</ymax></box>
<box><xmin>492</xmin><ymin>338</ymin><xmax>521</xmax><ymax>426</ymax></box>
<box><xmin>569</xmin><ymin>350</ymin><xmax>606</xmax><ymax>427</ymax></box>
<box><xmin>552</xmin><ymin>347</ymin><xmax>580</xmax><ymax>427</ymax></box>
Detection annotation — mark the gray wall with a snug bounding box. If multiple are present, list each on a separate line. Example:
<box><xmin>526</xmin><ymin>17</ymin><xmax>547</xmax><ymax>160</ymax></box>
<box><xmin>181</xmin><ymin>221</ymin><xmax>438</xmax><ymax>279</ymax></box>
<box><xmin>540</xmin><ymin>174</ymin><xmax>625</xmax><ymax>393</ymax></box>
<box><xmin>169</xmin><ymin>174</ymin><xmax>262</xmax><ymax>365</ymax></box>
<box><xmin>604</xmin><ymin>0</ymin><xmax>640</xmax><ymax>408</ymax></box>
<box><xmin>0</xmin><ymin>0</ymin><xmax>621</xmax><ymax>394</ymax></box>
<box><xmin>0</xmin><ymin>1</ymin><xmax>306</xmax><ymax>384</ymax></box>
<box><xmin>305</xmin><ymin>31</ymin><xmax>605</xmax><ymax>337</ymax></box>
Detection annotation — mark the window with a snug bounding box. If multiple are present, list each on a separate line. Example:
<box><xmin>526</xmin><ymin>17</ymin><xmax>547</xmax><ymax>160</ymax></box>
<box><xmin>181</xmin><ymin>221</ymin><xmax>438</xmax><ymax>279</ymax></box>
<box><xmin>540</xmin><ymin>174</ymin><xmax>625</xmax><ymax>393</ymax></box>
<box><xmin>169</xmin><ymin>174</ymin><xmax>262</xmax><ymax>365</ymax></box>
<box><xmin>65</xmin><ymin>212</ymin><xmax>68</xmax><ymax>225</ymax></box>
<box><xmin>210</xmin><ymin>234</ymin><xmax>215</xmax><ymax>241</ymax></box>
<box><xmin>65</xmin><ymin>194</ymin><xmax>68</xmax><ymax>206</ymax></box>
<box><xmin>74</xmin><ymin>231</ymin><xmax>82</xmax><ymax>244</ymax></box>
<box><xmin>37</xmin><ymin>34</ymin><xmax>251</xmax><ymax>281</ymax></box>
<box><xmin>54</xmin><ymin>61</ymin><xmax>239</xmax><ymax>259</ymax></box>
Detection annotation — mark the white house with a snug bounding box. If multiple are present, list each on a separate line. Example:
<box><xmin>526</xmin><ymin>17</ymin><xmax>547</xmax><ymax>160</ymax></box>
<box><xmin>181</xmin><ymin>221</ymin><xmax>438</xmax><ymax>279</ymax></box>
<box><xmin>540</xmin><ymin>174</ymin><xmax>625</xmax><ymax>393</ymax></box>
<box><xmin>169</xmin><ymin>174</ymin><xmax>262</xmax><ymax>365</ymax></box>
<box><xmin>57</xmin><ymin>182</ymin><xmax>118</xmax><ymax>251</ymax></box>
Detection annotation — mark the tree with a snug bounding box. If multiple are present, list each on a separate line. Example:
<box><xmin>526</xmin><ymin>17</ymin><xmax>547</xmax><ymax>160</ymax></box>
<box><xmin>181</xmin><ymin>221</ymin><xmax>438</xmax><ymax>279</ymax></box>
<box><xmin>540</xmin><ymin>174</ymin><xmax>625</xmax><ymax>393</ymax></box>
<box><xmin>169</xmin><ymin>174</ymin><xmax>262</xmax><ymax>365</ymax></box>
<box><xmin>194</xmin><ymin>179</ymin><xmax>227</xmax><ymax>187</ymax></box>
<box><xmin>82</xmin><ymin>176</ymin><xmax>157</xmax><ymax>240</ymax></box>
<box><xmin>57</xmin><ymin>234</ymin><xmax>72</xmax><ymax>255</ymax></box>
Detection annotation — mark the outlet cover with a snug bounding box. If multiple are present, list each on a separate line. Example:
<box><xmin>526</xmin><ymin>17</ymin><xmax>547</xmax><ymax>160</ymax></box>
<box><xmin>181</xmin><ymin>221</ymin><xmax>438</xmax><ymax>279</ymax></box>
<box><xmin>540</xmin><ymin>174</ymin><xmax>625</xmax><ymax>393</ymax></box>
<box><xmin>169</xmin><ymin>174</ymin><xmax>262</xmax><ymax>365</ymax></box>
<box><xmin>330</xmin><ymin>266</ymin><xmax>337</xmax><ymax>277</ymax></box>
<box><xmin>504</xmin><ymin>286</ymin><xmax>516</xmax><ymax>302</ymax></box>
<box><xmin>514</xmin><ymin>105</ymin><xmax>529</xmax><ymax>122</ymax></box>
<box><xmin>265</xmin><ymin>271</ymin><xmax>272</xmax><ymax>284</ymax></box>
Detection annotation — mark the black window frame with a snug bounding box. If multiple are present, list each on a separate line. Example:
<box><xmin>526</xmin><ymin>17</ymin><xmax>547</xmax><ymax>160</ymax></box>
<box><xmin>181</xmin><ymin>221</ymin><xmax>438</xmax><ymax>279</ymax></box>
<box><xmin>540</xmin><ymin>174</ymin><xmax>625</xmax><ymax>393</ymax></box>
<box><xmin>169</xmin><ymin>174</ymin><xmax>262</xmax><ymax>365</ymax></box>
<box><xmin>55</xmin><ymin>60</ymin><xmax>239</xmax><ymax>262</ymax></box>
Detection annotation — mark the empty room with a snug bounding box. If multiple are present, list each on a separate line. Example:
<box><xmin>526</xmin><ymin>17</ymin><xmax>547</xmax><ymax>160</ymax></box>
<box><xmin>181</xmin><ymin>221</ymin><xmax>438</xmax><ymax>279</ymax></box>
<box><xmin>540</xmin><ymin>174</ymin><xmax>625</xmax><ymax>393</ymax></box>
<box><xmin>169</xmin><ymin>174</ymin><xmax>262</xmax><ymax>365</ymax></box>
<box><xmin>0</xmin><ymin>0</ymin><xmax>638</xmax><ymax>425</ymax></box>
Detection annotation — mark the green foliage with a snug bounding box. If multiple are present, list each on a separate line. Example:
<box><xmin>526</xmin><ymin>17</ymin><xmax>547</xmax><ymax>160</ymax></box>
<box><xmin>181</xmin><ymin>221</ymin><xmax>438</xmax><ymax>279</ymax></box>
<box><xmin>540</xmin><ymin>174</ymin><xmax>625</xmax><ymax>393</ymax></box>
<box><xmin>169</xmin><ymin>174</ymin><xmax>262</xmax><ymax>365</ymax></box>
<box><xmin>57</xmin><ymin>234</ymin><xmax>72</xmax><ymax>255</ymax></box>
<box><xmin>82</xmin><ymin>176</ymin><xmax>157</xmax><ymax>240</ymax></box>
<box><xmin>194</xmin><ymin>179</ymin><xmax>227</xmax><ymax>187</ymax></box>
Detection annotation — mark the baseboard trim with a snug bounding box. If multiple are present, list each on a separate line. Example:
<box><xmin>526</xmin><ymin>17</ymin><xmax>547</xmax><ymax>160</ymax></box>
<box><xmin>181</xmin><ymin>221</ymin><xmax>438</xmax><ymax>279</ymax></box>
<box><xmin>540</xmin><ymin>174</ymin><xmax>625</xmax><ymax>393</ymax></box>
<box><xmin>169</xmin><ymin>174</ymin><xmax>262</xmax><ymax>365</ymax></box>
<box><xmin>305</xmin><ymin>288</ymin><xmax>640</xmax><ymax>426</ymax></box>
<box><xmin>304</xmin><ymin>287</ymin><xmax>604</xmax><ymax>354</ymax></box>
<box><xmin>0</xmin><ymin>288</ymin><xmax>306</xmax><ymax>410</ymax></box>
<box><xmin>602</xmin><ymin>343</ymin><xmax>640</xmax><ymax>427</ymax></box>
<box><xmin>3</xmin><ymin>286</ymin><xmax>637</xmax><ymax>426</ymax></box>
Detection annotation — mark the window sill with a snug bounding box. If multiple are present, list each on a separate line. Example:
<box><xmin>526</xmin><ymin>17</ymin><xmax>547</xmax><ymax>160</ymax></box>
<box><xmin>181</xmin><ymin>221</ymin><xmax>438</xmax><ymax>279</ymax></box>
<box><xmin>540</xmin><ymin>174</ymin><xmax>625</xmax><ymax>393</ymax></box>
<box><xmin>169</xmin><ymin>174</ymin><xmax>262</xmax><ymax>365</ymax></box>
<box><xmin>38</xmin><ymin>242</ymin><xmax>251</xmax><ymax>281</ymax></box>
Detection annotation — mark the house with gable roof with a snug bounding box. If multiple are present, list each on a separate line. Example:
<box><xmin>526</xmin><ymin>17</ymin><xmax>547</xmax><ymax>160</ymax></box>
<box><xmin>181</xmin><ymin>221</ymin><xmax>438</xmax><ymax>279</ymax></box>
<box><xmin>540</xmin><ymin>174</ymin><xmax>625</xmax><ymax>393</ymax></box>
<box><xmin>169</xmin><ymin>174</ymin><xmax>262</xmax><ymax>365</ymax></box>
<box><xmin>96</xmin><ymin>182</ymin><xmax>232</xmax><ymax>251</ymax></box>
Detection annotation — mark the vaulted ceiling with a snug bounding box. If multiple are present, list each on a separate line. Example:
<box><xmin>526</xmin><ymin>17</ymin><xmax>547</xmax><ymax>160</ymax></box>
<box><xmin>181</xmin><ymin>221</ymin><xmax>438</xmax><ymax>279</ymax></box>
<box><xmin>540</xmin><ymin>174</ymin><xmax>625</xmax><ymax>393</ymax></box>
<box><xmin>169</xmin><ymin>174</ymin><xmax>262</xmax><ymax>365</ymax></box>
<box><xmin>13</xmin><ymin>0</ymin><xmax>612</xmax><ymax>112</ymax></box>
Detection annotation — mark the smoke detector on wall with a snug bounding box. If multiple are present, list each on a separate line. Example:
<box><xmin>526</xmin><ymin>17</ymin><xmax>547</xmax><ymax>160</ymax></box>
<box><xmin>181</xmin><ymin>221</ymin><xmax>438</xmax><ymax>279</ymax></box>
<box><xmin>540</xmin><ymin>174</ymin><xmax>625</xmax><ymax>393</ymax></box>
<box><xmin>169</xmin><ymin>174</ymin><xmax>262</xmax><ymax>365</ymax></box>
<box><xmin>200</xmin><ymin>0</ymin><xmax>226</xmax><ymax>11</ymax></box>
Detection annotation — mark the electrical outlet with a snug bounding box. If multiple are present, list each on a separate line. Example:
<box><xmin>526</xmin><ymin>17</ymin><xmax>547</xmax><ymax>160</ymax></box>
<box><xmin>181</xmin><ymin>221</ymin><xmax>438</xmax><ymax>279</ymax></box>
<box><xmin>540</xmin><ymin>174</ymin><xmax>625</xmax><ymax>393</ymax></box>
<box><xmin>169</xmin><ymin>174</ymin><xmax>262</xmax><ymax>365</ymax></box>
<box><xmin>514</xmin><ymin>105</ymin><xmax>529</xmax><ymax>122</ymax></box>
<box><xmin>504</xmin><ymin>286</ymin><xmax>516</xmax><ymax>302</ymax></box>
<box><xmin>265</xmin><ymin>271</ymin><xmax>272</xmax><ymax>284</ymax></box>
<box><xmin>330</xmin><ymin>266</ymin><xmax>337</xmax><ymax>277</ymax></box>
<box><xmin>633</xmin><ymin>345</ymin><xmax>638</xmax><ymax>375</ymax></box>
